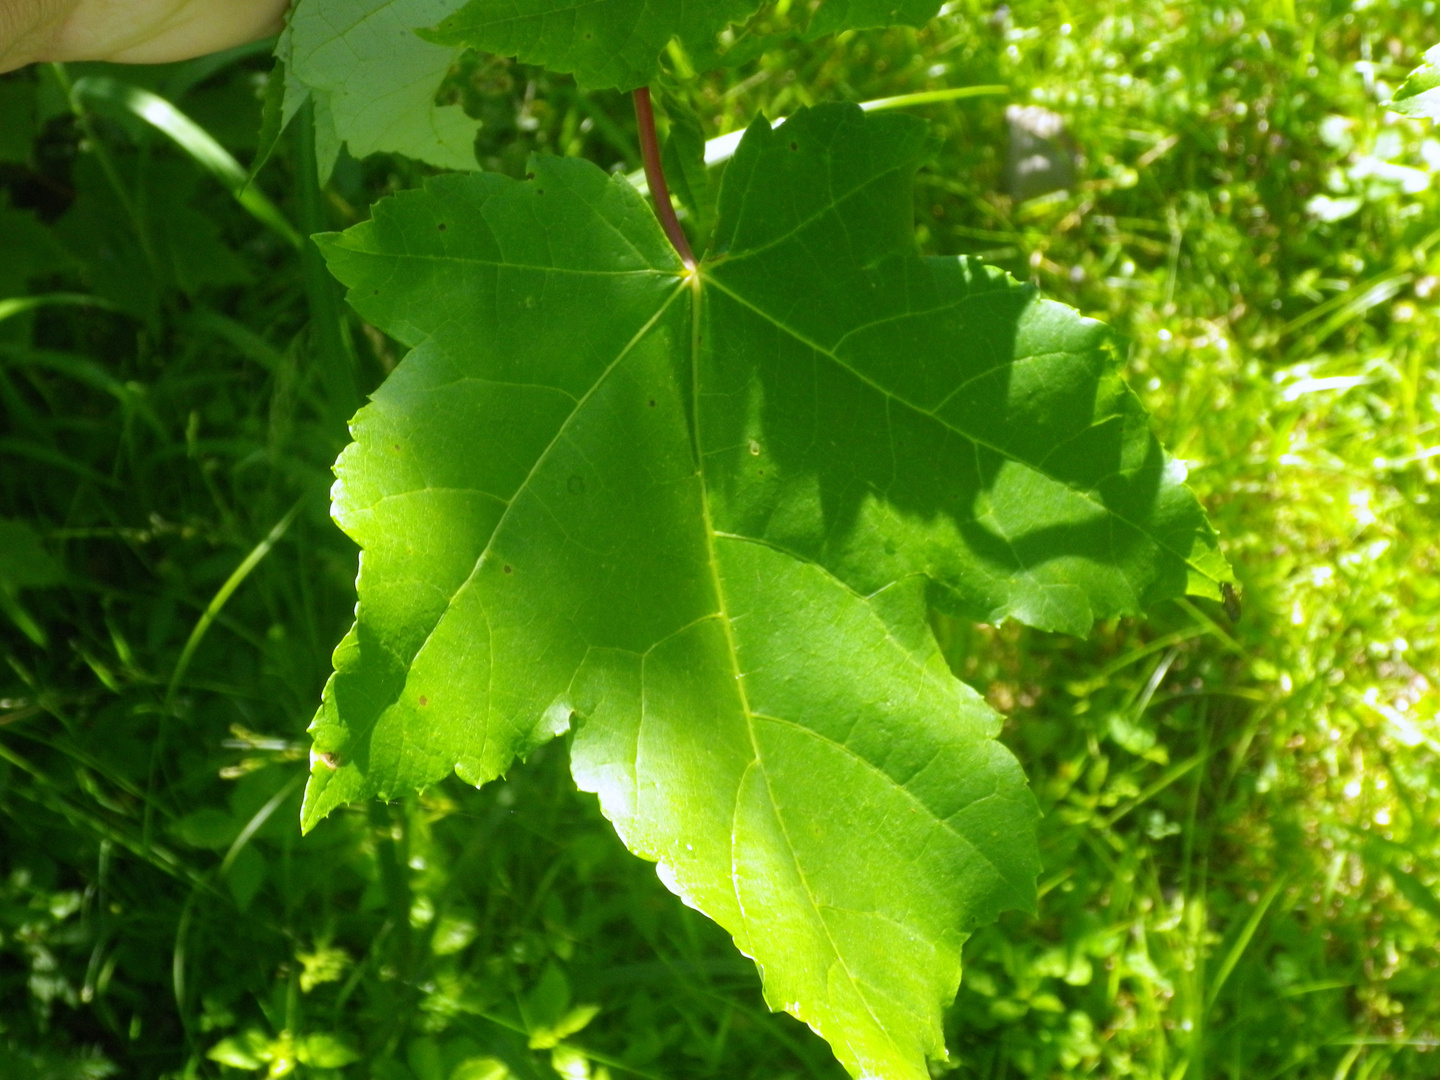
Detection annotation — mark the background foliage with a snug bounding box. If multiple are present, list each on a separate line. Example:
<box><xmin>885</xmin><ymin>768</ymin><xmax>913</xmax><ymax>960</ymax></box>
<box><xmin>1</xmin><ymin>0</ymin><xmax>1438</xmax><ymax>1077</ymax></box>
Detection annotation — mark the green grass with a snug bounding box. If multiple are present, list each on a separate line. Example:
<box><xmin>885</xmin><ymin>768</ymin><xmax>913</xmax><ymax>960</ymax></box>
<box><xmin>2</xmin><ymin>1</ymin><xmax>1438</xmax><ymax>1078</ymax></box>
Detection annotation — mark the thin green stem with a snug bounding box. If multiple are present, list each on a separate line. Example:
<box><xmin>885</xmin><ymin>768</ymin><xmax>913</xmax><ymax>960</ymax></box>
<box><xmin>294</xmin><ymin>99</ymin><xmax>360</xmax><ymax>430</ymax></box>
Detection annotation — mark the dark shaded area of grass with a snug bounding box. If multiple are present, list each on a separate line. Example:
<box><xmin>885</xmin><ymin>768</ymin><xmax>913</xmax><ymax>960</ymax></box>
<box><xmin>2</xmin><ymin>1</ymin><xmax>1438</xmax><ymax>1078</ymax></box>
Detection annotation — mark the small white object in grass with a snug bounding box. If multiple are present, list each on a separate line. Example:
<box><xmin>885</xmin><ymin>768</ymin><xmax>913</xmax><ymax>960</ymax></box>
<box><xmin>1280</xmin><ymin>374</ymin><xmax>1371</xmax><ymax>401</ymax></box>
<box><xmin>1306</xmin><ymin>194</ymin><xmax>1362</xmax><ymax>222</ymax></box>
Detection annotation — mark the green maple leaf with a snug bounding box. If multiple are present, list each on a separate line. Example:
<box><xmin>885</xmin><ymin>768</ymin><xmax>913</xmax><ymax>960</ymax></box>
<box><xmin>305</xmin><ymin>105</ymin><xmax>1230</xmax><ymax>1078</ymax></box>
<box><xmin>276</xmin><ymin>0</ymin><xmax>948</xmax><ymax>168</ymax></box>
<box><xmin>278</xmin><ymin>0</ymin><xmax>479</xmax><ymax>176</ymax></box>
<box><xmin>424</xmin><ymin>0</ymin><xmax>945</xmax><ymax>90</ymax></box>
<box><xmin>1390</xmin><ymin>44</ymin><xmax>1440</xmax><ymax>122</ymax></box>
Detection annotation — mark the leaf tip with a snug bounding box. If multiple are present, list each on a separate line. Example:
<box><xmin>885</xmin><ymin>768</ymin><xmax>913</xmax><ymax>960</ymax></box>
<box><xmin>310</xmin><ymin>229</ymin><xmax>345</xmax><ymax>261</ymax></box>
<box><xmin>299</xmin><ymin>751</ymin><xmax>343</xmax><ymax>833</ymax></box>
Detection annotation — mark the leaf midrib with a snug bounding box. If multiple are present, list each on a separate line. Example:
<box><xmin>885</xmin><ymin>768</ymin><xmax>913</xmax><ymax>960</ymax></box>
<box><xmin>687</xmin><ymin>274</ymin><xmax>903</xmax><ymax>1070</ymax></box>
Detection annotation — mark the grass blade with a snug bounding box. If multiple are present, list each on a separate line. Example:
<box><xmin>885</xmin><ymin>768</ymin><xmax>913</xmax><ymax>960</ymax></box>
<box><xmin>294</xmin><ymin>98</ymin><xmax>360</xmax><ymax>431</ymax></box>
<box><xmin>0</xmin><ymin>294</ymin><xmax>121</xmax><ymax>325</ymax></box>
<box><xmin>69</xmin><ymin>75</ymin><xmax>303</xmax><ymax>250</ymax></box>
<box><xmin>1205</xmin><ymin>874</ymin><xmax>1288</xmax><ymax>1011</ymax></box>
<box><xmin>164</xmin><ymin>498</ymin><xmax>305</xmax><ymax>707</ymax></box>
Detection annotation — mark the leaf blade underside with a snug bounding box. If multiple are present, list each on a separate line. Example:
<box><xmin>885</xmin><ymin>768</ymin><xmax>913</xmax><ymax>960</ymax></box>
<box><xmin>307</xmin><ymin>105</ymin><xmax>1230</xmax><ymax>1079</ymax></box>
<box><xmin>280</xmin><ymin>0</ymin><xmax>478</xmax><ymax>175</ymax></box>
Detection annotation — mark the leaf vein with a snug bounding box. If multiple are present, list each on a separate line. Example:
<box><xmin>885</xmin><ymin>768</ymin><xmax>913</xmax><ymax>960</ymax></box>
<box><xmin>701</xmin><ymin>274</ymin><xmax>1213</xmax><ymax>585</ymax></box>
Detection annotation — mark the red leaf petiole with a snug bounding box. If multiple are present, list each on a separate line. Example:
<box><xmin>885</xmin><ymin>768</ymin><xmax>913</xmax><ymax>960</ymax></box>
<box><xmin>633</xmin><ymin>87</ymin><xmax>697</xmax><ymax>269</ymax></box>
